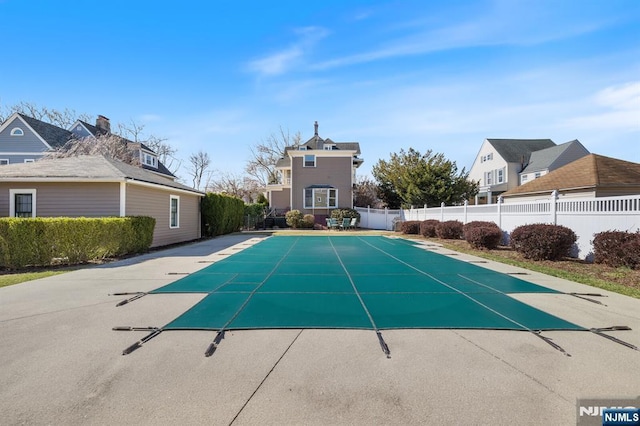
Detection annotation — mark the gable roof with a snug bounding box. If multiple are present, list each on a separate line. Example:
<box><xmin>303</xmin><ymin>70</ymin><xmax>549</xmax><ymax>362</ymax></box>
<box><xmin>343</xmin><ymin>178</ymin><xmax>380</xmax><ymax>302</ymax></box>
<box><xmin>16</xmin><ymin>113</ymin><xmax>74</xmax><ymax>148</ymax></box>
<box><xmin>521</xmin><ymin>139</ymin><xmax>589</xmax><ymax>174</ymax></box>
<box><xmin>0</xmin><ymin>155</ymin><xmax>202</xmax><ymax>195</ymax></box>
<box><xmin>503</xmin><ymin>154</ymin><xmax>640</xmax><ymax>196</ymax></box>
<box><xmin>486</xmin><ymin>138</ymin><xmax>556</xmax><ymax>164</ymax></box>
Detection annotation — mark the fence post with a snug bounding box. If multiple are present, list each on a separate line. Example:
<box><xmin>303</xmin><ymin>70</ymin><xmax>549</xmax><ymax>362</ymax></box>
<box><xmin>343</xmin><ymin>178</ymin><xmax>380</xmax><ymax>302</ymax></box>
<box><xmin>440</xmin><ymin>202</ymin><xmax>445</xmax><ymax>222</ymax></box>
<box><xmin>497</xmin><ymin>196</ymin><xmax>503</xmax><ymax>229</ymax></box>
<box><xmin>463</xmin><ymin>200</ymin><xmax>468</xmax><ymax>224</ymax></box>
<box><xmin>551</xmin><ymin>190</ymin><xmax>558</xmax><ymax>225</ymax></box>
<box><xmin>367</xmin><ymin>205</ymin><xmax>371</xmax><ymax>229</ymax></box>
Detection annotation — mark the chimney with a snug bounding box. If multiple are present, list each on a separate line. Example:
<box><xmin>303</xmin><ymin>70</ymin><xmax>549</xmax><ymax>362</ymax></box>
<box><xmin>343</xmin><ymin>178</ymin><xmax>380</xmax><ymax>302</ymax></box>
<box><xmin>314</xmin><ymin>121</ymin><xmax>318</xmax><ymax>136</ymax></box>
<box><xmin>96</xmin><ymin>115</ymin><xmax>111</xmax><ymax>134</ymax></box>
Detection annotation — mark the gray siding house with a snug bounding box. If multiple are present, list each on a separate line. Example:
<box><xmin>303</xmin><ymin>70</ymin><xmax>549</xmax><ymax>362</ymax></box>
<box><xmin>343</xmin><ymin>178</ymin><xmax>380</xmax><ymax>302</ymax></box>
<box><xmin>0</xmin><ymin>155</ymin><xmax>203</xmax><ymax>247</ymax></box>
<box><xmin>266</xmin><ymin>122</ymin><xmax>363</xmax><ymax>217</ymax></box>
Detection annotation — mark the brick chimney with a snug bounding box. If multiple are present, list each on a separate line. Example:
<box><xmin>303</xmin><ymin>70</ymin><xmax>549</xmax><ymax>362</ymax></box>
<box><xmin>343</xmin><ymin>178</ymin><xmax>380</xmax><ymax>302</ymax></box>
<box><xmin>96</xmin><ymin>115</ymin><xmax>111</xmax><ymax>134</ymax></box>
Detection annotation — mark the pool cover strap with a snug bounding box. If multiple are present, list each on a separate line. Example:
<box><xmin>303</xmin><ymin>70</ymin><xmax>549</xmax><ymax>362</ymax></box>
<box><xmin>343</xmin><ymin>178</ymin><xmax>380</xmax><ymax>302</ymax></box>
<box><xmin>590</xmin><ymin>327</ymin><xmax>638</xmax><ymax>351</ymax></box>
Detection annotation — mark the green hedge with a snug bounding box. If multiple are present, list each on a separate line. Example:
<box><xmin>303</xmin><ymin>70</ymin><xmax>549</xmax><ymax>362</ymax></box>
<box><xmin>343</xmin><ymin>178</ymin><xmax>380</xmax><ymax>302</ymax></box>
<box><xmin>0</xmin><ymin>216</ymin><xmax>155</xmax><ymax>269</ymax></box>
<box><xmin>201</xmin><ymin>193</ymin><xmax>244</xmax><ymax>237</ymax></box>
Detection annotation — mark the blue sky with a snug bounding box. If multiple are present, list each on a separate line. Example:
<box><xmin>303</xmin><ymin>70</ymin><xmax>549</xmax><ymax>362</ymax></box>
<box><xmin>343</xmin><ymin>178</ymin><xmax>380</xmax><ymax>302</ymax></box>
<box><xmin>1</xmin><ymin>0</ymin><xmax>638</xmax><ymax>183</ymax></box>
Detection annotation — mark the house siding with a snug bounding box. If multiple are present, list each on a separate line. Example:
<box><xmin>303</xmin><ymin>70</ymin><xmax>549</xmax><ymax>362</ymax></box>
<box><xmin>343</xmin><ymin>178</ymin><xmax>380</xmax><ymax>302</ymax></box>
<box><xmin>291</xmin><ymin>155</ymin><xmax>353</xmax><ymax>214</ymax></box>
<box><xmin>0</xmin><ymin>154</ymin><xmax>46</xmax><ymax>164</ymax></box>
<box><xmin>0</xmin><ymin>182</ymin><xmax>120</xmax><ymax>217</ymax></box>
<box><xmin>0</xmin><ymin>117</ymin><xmax>50</xmax><ymax>152</ymax></box>
<box><xmin>125</xmin><ymin>183</ymin><xmax>201</xmax><ymax>247</ymax></box>
<box><xmin>269</xmin><ymin>187</ymin><xmax>291</xmax><ymax>211</ymax></box>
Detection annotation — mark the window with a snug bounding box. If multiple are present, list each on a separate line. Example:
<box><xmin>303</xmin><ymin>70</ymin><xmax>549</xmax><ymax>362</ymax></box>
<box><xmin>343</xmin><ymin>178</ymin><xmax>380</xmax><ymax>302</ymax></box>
<box><xmin>303</xmin><ymin>188</ymin><xmax>337</xmax><ymax>208</ymax></box>
<box><xmin>323</xmin><ymin>144</ymin><xmax>335</xmax><ymax>151</ymax></box>
<box><xmin>10</xmin><ymin>128</ymin><xmax>24</xmax><ymax>136</ymax></box>
<box><xmin>521</xmin><ymin>175</ymin><xmax>528</xmax><ymax>184</ymax></box>
<box><xmin>24</xmin><ymin>159</ymin><xmax>35</xmax><ymax>163</ymax></box>
<box><xmin>304</xmin><ymin>154</ymin><xmax>316</xmax><ymax>167</ymax></box>
<box><xmin>534</xmin><ymin>172</ymin><xmax>541</xmax><ymax>179</ymax></box>
<box><xmin>170</xmin><ymin>195</ymin><xmax>179</xmax><ymax>228</ymax></box>
<box><xmin>0</xmin><ymin>159</ymin><xmax>8</xmax><ymax>165</ymax></box>
<box><xmin>485</xmin><ymin>171</ymin><xmax>493</xmax><ymax>185</ymax></box>
<box><xmin>141</xmin><ymin>152</ymin><xmax>157</xmax><ymax>168</ymax></box>
<box><xmin>497</xmin><ymin>168</ymin><xmax>504</xmax><ymax>184</ymax></box>
<box><xmin>9</xmin><ymin>189</ymin><xmax>36</xmax><ymax>218</ymax></box>
<box><xmin>487</xmin><ymin>153</ymin><xmax>493</xmax><ymax>160</ymax></box>
<box><xmin>299</xmin><ymin>146</ymin><xmax>307</xmax><ymax>150</ymax></box>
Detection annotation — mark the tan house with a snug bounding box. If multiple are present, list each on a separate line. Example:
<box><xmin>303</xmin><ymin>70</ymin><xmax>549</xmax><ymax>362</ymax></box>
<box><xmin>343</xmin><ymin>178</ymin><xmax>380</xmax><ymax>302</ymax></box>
<box><xmin>267</xmin><ymin>122</ymin><xmax>363</xmax><ymax>217</ymax></box>
<box><xmin>501</xmin><ymin>154</ymin><xmax>640</xmax><ymax>202</ymax></box>
<box><xmin>0</xmin><ymin>155</ymin><xmax>203</xmax><ymax>247</ymax></box>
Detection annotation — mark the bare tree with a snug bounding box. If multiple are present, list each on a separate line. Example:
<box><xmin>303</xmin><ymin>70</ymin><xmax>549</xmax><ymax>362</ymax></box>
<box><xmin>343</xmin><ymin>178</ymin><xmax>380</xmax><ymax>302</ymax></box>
<box><xmin>0</xmin><ymin>101</ymin><xmax>91</xmax><ymax>128</ymax></box>
<box><xmin>117</xmin><ymin>119</ymin><xmax>182</xmax><ymax>175</ymax></box>
<box><xmin>188</xmin><ymin>150</ymin><xmax>211</xmax><ymax>190</ymax></box>
<box><xmin>206</xmin><ymin>171</ymin><xmax>262</xmax><ymax>202</ymax></box>
<box><xmin>45</xmin><ymin>134</ymin><xmax>139</xmax><ymax>165</ymax></box>
<box><xmin>353</xmin><ymin>176</ymin><xmax>384</xmax><ymax>208</ymax></box>
<box><xmin>245</xmin><ymin>126</ymin><xmax>301</xmax><ymax>188</ymax></box>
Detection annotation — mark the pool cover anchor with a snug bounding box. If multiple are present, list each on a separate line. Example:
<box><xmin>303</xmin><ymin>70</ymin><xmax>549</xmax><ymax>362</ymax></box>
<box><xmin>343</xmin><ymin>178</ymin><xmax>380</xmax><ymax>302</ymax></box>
<box><xmin>590</xmin><ymin>326</ymin><xmax>638</xmax><ymax>351</ymax></box>
<box><xmin>532</xmin><ymin>331</ymin><xmax>571</xmax><ymax>357</ymax></box>
<box><xmin>110</xmin><ymin>292</ymin><xmax>148</xmax><ymax>307</ymax></box>
<box><xmin>568</xmin><ymin>292</ymin><xmax>607</xmax><ymax>306</ymax></box>
<box><xmin>205</xmin><ymin>330</ymin><xmax>226</xmax><ymax>357</ymax></box>
<box><xmin>112</xmin><ymin>327</ymin><xmax>163</xmax><ymax>355</ymax></box>
<box><xmin>377</xmin><ymin>331</ymin><xmax>391</xmax><ymax>359</ymax></box>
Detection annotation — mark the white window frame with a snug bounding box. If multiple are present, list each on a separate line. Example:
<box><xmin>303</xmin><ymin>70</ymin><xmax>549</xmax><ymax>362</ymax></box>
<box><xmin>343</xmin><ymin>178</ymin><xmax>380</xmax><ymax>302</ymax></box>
<box><xmin>24</xmin><ymin>159</ymin><xmax>35</xmax><ymax>163</ymax></box>
<box><xmin>485</xmin><ymin>171</ymin><xmax>493</xmax><ymax>185</ymax></box>
<box><xmin>10</xmin><ymin>128</ymin><xmax>24</xmax><ymax>136</ymax></box>
<box><xmin>9</xmin><ymin>189</ymin><xmax>36</xmax><ymax>218</ymax></box>
<box><xmin>141</xmin><ymin>152</ymin><xmax>157</xmax><ymax>168</ymax></box>
<box><xmin>303</xmin><ymin>188</ymin><xmax>337</xmax><ymax>209</ymax></box>
<box><xmin>497</xmin><ymin>168</ymin><xmax>504</xmax><ymax>184</ymax></box>
<box><xmin>534</xmin><ymin>172</ymin><xmax>541</xmax><ymax>179</ymax></box>
<box><xmin>521</xmin><ymin>174</ymin><xmax>528</xmax><ymax>184</ymax></box>
<box><xmin>303</xmin><ymin>154</ymin><xmax>316</xmax><ymax>167</ymax></box>
<box><xmin>169</xmin><ymin>195</ymin><xmax>180</xmax><ymax>228</ymax></box>
<box><xmin>0</xmin><ymin>159</ymin><xmax>9</xmax><ymax>165</ymax></box>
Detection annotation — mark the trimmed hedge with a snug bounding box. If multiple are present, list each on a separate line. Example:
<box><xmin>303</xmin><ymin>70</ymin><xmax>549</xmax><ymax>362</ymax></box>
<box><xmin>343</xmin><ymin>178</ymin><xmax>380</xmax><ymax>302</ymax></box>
<box><xmin>400</xmin><ymin>220</ymin><xmax>421</xmax><ymax>234</ymax></box>
<box><xmin>285</xmin><ymin>210</ymin><xmax>304</xmax><ymax>228</ymax></box>
<box><xmin>463</xmin><ymin>221</ymin><xmax>502</xmax><ymax>250</ymax></box>
<box><xmin>435</xmin><ymin>220</ymin><xmax>463</xmax><ymax>239</ymax></box>
<box><xmin>510</xmin><ymin>223</ymin><xmax>576</xmax><ymax>261</ymax></box>
<box><xmin>593</xmin><ymin>230</ymin><xmax>640</xmax><ymax>269</ymax></box>
<box><xmin>419</xmin><ymin>220</ymin><xmax>440</xmax><ymax>238</ymax></box>
<box><xmin>0</xmin><ymin>216</ymin><xmax>155</xmax><ymax>269</ymax></box>
<box><xmin>201</xmin><ymin>193</ymin><xmax>244</xmax><ymax>237</ymax></box>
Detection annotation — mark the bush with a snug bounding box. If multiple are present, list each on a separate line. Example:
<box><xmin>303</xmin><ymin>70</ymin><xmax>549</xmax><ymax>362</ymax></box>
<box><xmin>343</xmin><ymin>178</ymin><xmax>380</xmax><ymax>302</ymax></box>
<box><xmin>201</xmin><ymin>193</ymin><xmax>244</xmax><ymax>237</ymax></box>
<box><xmin>0</xmin><ymin>216</ymin><xmax>155</xmax><ymax>269</ymax></box>
<box><xmin>400</xmin><ymin>220</ymin><xmax>421</xmax><ymax>234</ymax></box>
<box><xmin>302</xmin><ymin>214</ymin><xmax>316</xmax><ymax>229</ymax></box>
<box><xmin>285</xmin><ymin>210</ymin><xmax>304</xmax><ymax>228</ymax></box>
<box><xmin>593</xmin><ymin>230</ymin><xmax>640</xmax><ymax>269</ymax></box>
<box><xmin>419</xmin><ymin>220</ymin><xmax>440</xmax><ymax>237</ymax></box>
<box><xmin>330</xmin><ymin>208</ymin><xmax>361</xmax><ymax>225</ymax></box>
<box><xmin>510</xmin><ymin>223</ymin><xmax>577</xmax><ymax>261</ymax></box>
<box><xmin>435</xmin><ymin>220</ymin><xmax>464</xmax><ymax>239</ymax></box>
<box><xmin>463</xmin><ymin>221</ymin><xmax>502</xmax><ymax>249</ymax></box>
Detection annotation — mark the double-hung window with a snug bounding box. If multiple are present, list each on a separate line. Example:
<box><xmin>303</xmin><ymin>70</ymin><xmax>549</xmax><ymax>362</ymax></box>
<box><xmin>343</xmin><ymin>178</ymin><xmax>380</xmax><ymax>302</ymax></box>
<box><xmin>304</xmin><ymin>188</ymin><xmax>337</xmax><ymax>208</ymax></box>
<box><xmin>170</xmin><ymin>195</ymin><xmax>179</xmax><ymax>228</ymax></box>
<box><xmin>10</xmin><ymin>189</ymin><xmax>36</xmax><ymax>218</ymax></box>
<box><xmin>497</xmin><ymin>168</ymin><xmax>505</xmax><ymax>184</ymax></box>
<box><xmin>304</xmin><ymin>154</ymin><xmax>316</xmax><ymax>167</ymax></box>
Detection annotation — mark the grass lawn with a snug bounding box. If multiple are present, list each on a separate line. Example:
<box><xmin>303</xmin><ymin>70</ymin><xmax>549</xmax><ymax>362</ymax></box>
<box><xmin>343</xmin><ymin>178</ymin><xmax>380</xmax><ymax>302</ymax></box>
<box><xmin>0</xmin><ymin>270</ymin><xmax>69</xmax><ymax>288</ymax></box>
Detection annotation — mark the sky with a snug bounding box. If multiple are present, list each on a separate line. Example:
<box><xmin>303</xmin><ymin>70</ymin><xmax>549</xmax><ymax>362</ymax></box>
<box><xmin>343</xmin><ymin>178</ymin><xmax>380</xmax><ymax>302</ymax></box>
<box><xmin>1</xmin><ymin>0</ymin><xmax>638</xmax><ymax>184</ymax></box>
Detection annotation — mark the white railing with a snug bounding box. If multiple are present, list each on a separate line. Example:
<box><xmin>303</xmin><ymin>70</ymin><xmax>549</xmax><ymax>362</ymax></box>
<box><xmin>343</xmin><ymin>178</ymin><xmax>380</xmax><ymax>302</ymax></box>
<box><xmin>356</xmin><ymin>193</ymin><xmax>640</xmax><ymax>259</ymax></box>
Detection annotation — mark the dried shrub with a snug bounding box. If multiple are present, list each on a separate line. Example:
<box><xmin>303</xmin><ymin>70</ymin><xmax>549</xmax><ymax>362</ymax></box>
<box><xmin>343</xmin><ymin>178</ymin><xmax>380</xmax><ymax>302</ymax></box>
<box><xmin>510</xmin><ymin>224</ymin><xmax>577</xmax><ymax>260</ymax></box>
<box><xmin>592</xmin><ymin>230</ymin><xmax>640</xmax><ymax>269</ymax></box>
<box><xmin>285</xmin><ymin>209</ymin><xmax>303</xmax><ymax>228</ymax></box>
<box><xmin>419</xmin><ymin>220</ymin><xmax>440</xmax><ymax>238</ymax></box>
<box><xmin>400</xmin><ymin>221</ymin><xmax>421</xmax><ymax>234</ymax></box>
<box><xmin>301</xmin><ymin>214</ymin><xmax>316</xmax><ymax>229</ymax></box>
<box><xmin>435</xmin><ymin>220</ymin><xmax>464</xmax><ymax>239</ymax></box>
<box><xmin>463</xmin><ymin>221</ymin><xmax>502</xmax><ymax>249</ymax></box>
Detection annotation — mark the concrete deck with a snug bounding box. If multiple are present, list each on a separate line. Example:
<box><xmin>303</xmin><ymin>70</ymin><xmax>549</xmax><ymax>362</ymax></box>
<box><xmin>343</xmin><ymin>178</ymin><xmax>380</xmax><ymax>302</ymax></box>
<box><xmin>1</xmin><ymin>233</ymin><xmax>638</xmax><ymax>425</ymax></box>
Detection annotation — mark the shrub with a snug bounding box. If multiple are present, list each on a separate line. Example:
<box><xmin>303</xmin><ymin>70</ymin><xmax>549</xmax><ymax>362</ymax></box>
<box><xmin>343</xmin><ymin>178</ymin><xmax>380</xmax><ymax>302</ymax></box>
<box><xmin>592</xmin><ymin>230</ymin><xmax>640</xmax><ymax>269</ymax></box>
<box><xmin>435</xmin><ymin>220</ymin><xmax>464</xmax><ymax>239</ymax></box>
<box><xmin>400</xmin><ymin>220</ymin><xmax>421</xmax><ymax>234</ymax></box>
<box><xmin>510</xmin><ymin>223</ymin><xmax>577</xmax><ymax>261</ymax></box>
<box><xmin>201</xmin><ymin>193</ymin><xmax>244</xmax><ymax>237</ymax></box>
<box><xmin>285</xmin><ymin>210</ymin><xmax>304</xmax><ymax>228</ymax></box>
<box><xmin>463</xmin><ymin>221</ymin><xmax>502</xmax><ymax>249</ymax></box>
<box><xmin>330</xmin><ymin>208</ymin><xmax>361</xmax><ymax>225</ymax></box>
<box><xmin>0</xmin><ymin>216</ymin><xmax>155</xmax><ymax>269</ymax></box>
<box><xmin>302</xmin><ymin>214</ymin><xmax>316</xmax><ymax>229</ymax></box>
<box><xmin>419</xmin><ymin>220</ymin><xmax>440</xmax><ymax>237</ymax></box>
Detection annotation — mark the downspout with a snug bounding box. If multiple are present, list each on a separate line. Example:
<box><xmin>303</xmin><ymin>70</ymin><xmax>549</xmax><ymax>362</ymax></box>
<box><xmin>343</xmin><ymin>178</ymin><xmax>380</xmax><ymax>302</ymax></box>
<box><xmin>119</xmin><ymin>181</ymin><xmax>126</xmax><ymax>217</ymax></box>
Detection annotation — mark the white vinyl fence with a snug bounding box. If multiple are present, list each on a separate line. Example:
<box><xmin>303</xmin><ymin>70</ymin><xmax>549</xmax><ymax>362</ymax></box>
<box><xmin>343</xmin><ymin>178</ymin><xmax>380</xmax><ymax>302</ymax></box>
<box><xmin>357</xmin><ymin>193</ymin><xmax>640</xmax><ymax>260</ymax></box>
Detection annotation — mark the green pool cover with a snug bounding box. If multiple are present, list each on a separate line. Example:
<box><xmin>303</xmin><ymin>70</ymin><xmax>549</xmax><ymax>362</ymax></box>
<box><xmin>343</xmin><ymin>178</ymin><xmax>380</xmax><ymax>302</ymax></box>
<box><xmin>150</xmin><ymin>236</ymin><xmax>584</xmax><ymax>333</ymax></box>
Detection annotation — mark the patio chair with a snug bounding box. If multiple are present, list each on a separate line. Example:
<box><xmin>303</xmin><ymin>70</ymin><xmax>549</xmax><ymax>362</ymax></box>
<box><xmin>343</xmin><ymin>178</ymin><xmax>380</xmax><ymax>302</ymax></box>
<box><xmin>349</xmin><ymin>217</ymin><xmax>357</xmax><ymax>230</ymax></box>
<box><xmin>339</xmin><ymin>217</ymin><xmax>351</xmax><ymax>230</ymax></box>
<box><xmin>326</xmin><ymin>218</ymin><xmax>340</xmax><ymax>230</ymax></box>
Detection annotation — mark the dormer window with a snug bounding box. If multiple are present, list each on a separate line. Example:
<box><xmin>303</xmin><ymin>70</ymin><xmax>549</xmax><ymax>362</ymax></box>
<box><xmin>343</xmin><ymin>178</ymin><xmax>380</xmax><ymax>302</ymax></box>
<box><xmin>10</xmin><ymin>128</ymin><xmax>24</xmax><ymax>136</ymax></box>
<box><xmin>299</xmin><ymin>146</ymin><xmax>307</xmax><ymax>150</ymax></box>
<box><xmin>323</xmin><ymin>144</ymin><xmax>335</xmax><ymax>151</ymax></box>
<box><xmin>141</xmin><ymin>152</ymin><xmax>157</xmax><ymax>168</ymax></box>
